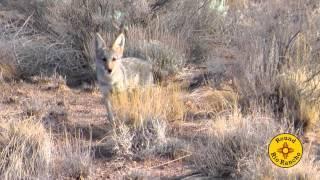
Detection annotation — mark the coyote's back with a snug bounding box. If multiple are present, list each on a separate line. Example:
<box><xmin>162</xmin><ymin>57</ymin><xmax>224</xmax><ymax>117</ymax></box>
<box><xmin>95</xmin><ymin>33</ymin><xmax>154</xmax><ymax>122</ymax></box>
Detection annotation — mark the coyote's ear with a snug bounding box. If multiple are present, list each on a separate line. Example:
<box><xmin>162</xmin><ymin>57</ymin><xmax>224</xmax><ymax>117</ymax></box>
<box><xmin>112</xmin><ymin>33</ymin><xmax>125</xmax><ymax>57</ymax></box>
<box><xmin>95</xmin><ymin>33</ymin><xmax>106</xmax><ymax>51</ymax></box>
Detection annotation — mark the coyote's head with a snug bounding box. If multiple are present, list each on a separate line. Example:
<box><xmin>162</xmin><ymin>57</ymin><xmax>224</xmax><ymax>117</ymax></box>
<box><xmin>95</xmin><ymin>33</ymin><xmax>125</xmax><ymax>74</ymax></box>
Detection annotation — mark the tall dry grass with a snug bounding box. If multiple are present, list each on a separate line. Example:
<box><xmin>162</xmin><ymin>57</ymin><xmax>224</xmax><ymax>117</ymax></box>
<box><xmin>111</xmin><ymin>84</ymin><xmax>186</xmax><ymax>157</ymax></box>
<box><xmin>191</xmin><ymin>108</ymin><xmax>313</xmax><ymax>179</ymax></box>
<box><xmin>275</xmin><ymin>33</ymin><xmax>320</xmax><ymax>131</ymax></box>
<box><xmin>52</xmin><ymin>133</ymin><xmax>92</xmax><ymax>179</ymax></box>
<box><xmin>0</xmin><ymin>118</ymin><xmax>51</xmax><ymax>179</ymax></box>
<box><xmin>227</xmin><ymin>0</ymin><xmax>249</xmax><ymax>9</ymax></box>
<box><xmin>0</xmin><ymin>42</ymin><xmax>18</xmax><ymax>82</ymax></box>
<box><xmin>245</xmin><ymin>155</ymin><xmax>320</xmax><ymax>180</ymax></box>
<box><xmin>0</xmin><ymin>118</ymin><xmax>93</xmax><ymax>179</ymax></box>
<box><xmin>125</xmin><ymin>25</ymin><xmax>187</xmax><ymax>75</ymax></box>
<box><xmin>189</xmin><ymin>1</ymin><xmax>320</xmax><ymax>178</ymax></box>
<box><xmin>112</xmin><ymin>85</ymin><xmax>185</xmax><ymax>125</ymax></box>
<box><xmin>225</xmin><ymin>1</ymin><xmax>320</xmax><ymax>133</ymax></box>
<box><xmin>186</xmin><ymin>86</ymin><xmax>238</xmax><ymax>119</ymax></box>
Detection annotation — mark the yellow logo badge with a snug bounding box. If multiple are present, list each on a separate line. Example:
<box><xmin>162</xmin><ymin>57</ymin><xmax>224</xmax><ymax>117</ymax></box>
<box><xmin>268</xmin><ymin>133</ymin><xmax>303</xmax><ymax>168</ymax></box>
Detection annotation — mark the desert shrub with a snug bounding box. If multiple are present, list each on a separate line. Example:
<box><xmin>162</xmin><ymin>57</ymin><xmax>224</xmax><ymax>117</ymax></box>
<box><xmin>186</xmin><ymin>86</ymin><xmax>238</xmax><ymax>120</ymax></box>
<box><xmin>21</xmin><ymin>98</ymin><xmax>44</xmax><ymax>117</ymax></box>
<box><xmin>1</xmin><ymin>0</ymin><xmax>195</xmax><ymax>84</ymax></box>
<box><xmin>52</xmin><ymin>134</ymin><xmax>92</xmax><ymax>179</ymax></box>
<box><xmin>0</xmin><ymin>0</ymin><xmax>226</xmax><ymax>83</ymax></box>
<box><xmin>225</xmin><ymin>1</ymin><xmax>320</xmax><ymax>132</ymax></box>
<box><xmin>3</xmin><ymin>0</ymin><xmax>97</xmax><ymax>84</ymax></box>
<box><xmin>227</xmin><ymin>0</ymin><xmax>249</xmax><ymax>9</ymax></box>
<box><xmin>113</xmin><ymin>118</ymin><xmax>168</xmax><ymax>158</ymax></box>
<box><xmin>0</xmin><ymin>0</ymin><xmax>153</xmax><ymax>84</ymax></box>
<box><xmin>226</xmin><ymin>0</ymin><xmax>319</xmax><ymax>93</ymax></box>
<box><xmin>111</xmin><ymin>85</ymin><xmax>186</xmax><ymax>158</ymax></box>
<box><xmin>152</xmin><ymin>0</ymin><xmax>227</xmax><ymax>64</ymax></box>
<box><xmin>130</xmin><ymin>118</ymin><xmax>167</xmax><ymax>156</ymax></box>
<box><xmin>111</xmin><ymin>85</ymin><xmax>185</xmax><ymax>123</ymax></box>
<box><xmin>41</xmin><ymin>98</ymin><xmax>68</xmax><ymax>133</ymax></box>
<box><xmin>125</xmin><ymin>25</ymin><xmax>187</xmax><ymax>75</ymax></box>
<box><xmin>0</xmin><ymin>41</ymin><xmax>18</xmax><ymax>81</ymax></box>
<box><xmin>244</xmin><ymin>155</ymin><xmax>320</xmax><ymax>180</ymax></box>
<box><xmin>278</xmin><ymin>66</ymin><xmax>320</xmax><ymax>131</ymax></box>
<box><xmin>31</xmin><ymin>74</ymin><xmax>69</xmax><ymax>91</ymax></box>
<box><xmin>275</xmin><ymin>32</ymin><xmax>320</xmax><ymax>131</ymax></box>
<box><xmin>112</xmin><ymin>117</ymin><xmax>184</xmax><ymax>160</ymax></box>
<box><xmin>192</xmin><ymin>109</ymin><xmax>297</xmax><ymax>178</ymax></box>
<box><xmin>0</xmin><ymin>118</ymin><xmax>52</xmax><ymax>179</ymax></box>
<box><xmin>112</xmin><ymin>121</ymin><xmax>133</xmax><ymax>156</ymax></box>
<box><xmin>0</xmin><ymin>18</ymin><xmax>94</xmax><ymax>85</ymax></box>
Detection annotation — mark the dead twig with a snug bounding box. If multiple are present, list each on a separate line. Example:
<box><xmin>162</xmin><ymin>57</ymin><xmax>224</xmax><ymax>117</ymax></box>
<box><xmin>146</xmin><ymin>153</ymin><xmax>192</xmax><ymax>170</ymax></box>
<box><xmin>14</xmin><ymin>11</ymin><xmax>34</xmax><ymax>39</ymax></box>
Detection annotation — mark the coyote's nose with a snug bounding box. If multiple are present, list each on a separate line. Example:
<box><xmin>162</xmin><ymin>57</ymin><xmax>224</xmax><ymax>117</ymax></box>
<box><xmin>107</xmin><ymin>69</ymin><xmax>112</xmax><ymax>73</ymax></box>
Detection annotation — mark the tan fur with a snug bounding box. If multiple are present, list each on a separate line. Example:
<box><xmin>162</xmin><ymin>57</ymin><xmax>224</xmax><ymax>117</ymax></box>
<box><xmin>95</xmin><ymin>33</ymin><xmax>154</xmax><ymax>123</ymax></box>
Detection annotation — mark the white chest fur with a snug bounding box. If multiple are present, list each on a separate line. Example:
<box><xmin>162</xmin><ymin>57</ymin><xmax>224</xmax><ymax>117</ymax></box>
<box><xmin>110</xmin><ymin>62</ymin><xmax>127</xmax><ymax>92</ymax></box>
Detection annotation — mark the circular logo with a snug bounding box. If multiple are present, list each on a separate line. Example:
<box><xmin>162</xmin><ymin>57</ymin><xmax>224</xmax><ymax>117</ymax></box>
<box><xmin>268</xmin><ymin>133</ymin><xmax>303</xmax><ymax>168</ymax></box>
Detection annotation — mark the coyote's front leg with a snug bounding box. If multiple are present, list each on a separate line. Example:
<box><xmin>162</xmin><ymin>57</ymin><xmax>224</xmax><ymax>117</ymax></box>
<box><xmin>103</xmin><ymin>93</ymin><xmax>114</xmax><ymax>124</ymax></box>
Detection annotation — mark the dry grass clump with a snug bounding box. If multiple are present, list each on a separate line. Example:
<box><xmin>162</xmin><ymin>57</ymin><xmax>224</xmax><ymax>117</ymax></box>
<box><xmin>192</xmin><ymin>108</ymin><xmax>296</xmax><ymax>178</ymax></box>
<box><xmin>112</xmin><ymin>118</ymin><xmax>168</xmax><ymax>159</ymax></box>
<box><xmin>244</xmin><ymin>155</ymin><xmax>320</xmax><ymax>180</ymax></box>
<box><xmin>0</xmin><ymin>118</ymin><xmax>52</xmax><ymax>179</ymax></box>
<box><xmin>0</xmin><ymin>0</ymin><xmax>101</xmax><ymax>83</ymax></box>
<box><xmin>278</xmin><ymin>68</ymin><xmax>320</xmax><ymax>132</ymax></box>
<box><xmin>154</xmin><ymin>0</ymin><xmax>226</xmax><ymax>64</ymax></box>
<box><xmin>0</xmin><ymin>18</ymin><xmax>94</xmax><ymax>85</ymax></box>
<box><xmin>0</xmin><ymin>82</ymin><xmax>16</xmax><ymax>105</ymax></box>
<box><xmin>41</xmin><ymin>102</ymin><xmax>68</xmax><ymax>133</ymax></box>
<box><xmin>186</xmin><ymin>86</ymin><xmax>238</xmax><ymax>120</ymax></box>
<box><xmin>227</xmin><ymin>0</ymin><xmax>249</xmax><ymax>9</ymax></box>
<box><xmin>274</xmin><ymin>33</ymin><xmax>320</xmax><ymax>132</ymax></box>
<box><xmin>112</xmin><ymin>121</ymin><xmax>133</xmax><ymax>156</ymax></box>
<box><xmin>112</xmin><ymin>117</ymin><xmax>185</xmax><ymax>160</ymax></box>
<box><xmin>112</xmin><ymin>85</ymin><xmax>185</xmax><ymax>124</ymax></box>
<box><xmin>0</xmin><ymin>41</ymin><xmax>18</xmax><ymax>82</ymax></box>
<box><xmin>0</xmin><ymin>78</ymin><xmax>91</xmax><ymax>178</ymax></box>
<box><xmin>111</xmin><ymin>85</ymin><xmax>186</xmax><ymax>158</ymax></box>
<box><xmin>52</xmin><ymin>134</ymin><xmax>92</xmax><ymax>179</ymax></box>
<box><xmin>125</xmin><ymin>25</ymin><xmax>187</xmax><ymax>75</ymax></box>
<box><xmin>26</xmin><ymin>75</ymin><xmax>70</xmax><ymax>93</ymax></box>
<box><xmin>20</xmin><ymin>98</ymin><xmax>45</xmax><ymax>117</ymax></box>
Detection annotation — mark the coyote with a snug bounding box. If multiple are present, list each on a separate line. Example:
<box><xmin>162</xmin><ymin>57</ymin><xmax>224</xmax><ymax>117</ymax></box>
<box><xmin>95</xmin><ymin>33</ymin><xmax>154</xmax><ymax>122</ymax></box>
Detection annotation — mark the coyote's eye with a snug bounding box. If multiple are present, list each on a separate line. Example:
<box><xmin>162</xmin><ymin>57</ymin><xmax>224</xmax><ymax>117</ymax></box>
<box><xmin>112</xmin><ymin>57</ymin><xmax>116</xmax><ymax>61</ymax></box>
<box><xmin>102</xmin><ymin>57</ymin><xmax>107</xmax><ymax>62</ymax></box>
